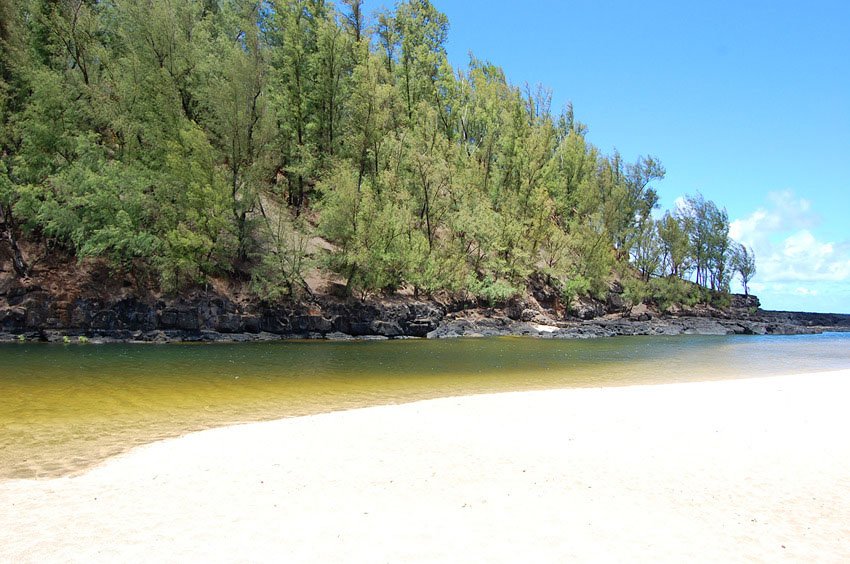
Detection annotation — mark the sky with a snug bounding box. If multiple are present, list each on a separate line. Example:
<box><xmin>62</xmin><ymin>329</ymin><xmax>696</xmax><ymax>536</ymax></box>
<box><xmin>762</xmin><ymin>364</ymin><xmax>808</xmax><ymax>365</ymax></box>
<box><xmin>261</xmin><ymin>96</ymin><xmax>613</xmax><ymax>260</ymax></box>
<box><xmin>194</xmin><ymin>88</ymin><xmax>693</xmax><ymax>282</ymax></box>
<box><xmin>362</xmin><ymin>0</ymin><xmax>850</xmax><ymax>313</ymax></box>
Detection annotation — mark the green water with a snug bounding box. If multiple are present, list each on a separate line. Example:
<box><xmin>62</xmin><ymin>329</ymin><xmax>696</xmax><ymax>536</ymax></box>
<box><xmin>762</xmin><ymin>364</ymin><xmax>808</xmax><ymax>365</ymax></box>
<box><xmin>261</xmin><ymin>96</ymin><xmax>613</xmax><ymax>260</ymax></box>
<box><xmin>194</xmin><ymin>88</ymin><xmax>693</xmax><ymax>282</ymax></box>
<box><xmin>2</xmin><ymin>334</ymin><xmax>849</xmax><ymax>480</ymax></box>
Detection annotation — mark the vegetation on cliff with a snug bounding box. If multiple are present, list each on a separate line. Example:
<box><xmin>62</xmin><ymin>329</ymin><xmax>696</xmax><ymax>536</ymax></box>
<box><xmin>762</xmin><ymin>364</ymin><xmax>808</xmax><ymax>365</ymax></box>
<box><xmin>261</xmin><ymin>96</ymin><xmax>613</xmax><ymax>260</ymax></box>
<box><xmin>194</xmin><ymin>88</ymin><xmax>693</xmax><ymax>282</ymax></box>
<box><xmin>0</xmin><ymin>0</ymin><xmax>755</xmax><ymax>309</ymax></box>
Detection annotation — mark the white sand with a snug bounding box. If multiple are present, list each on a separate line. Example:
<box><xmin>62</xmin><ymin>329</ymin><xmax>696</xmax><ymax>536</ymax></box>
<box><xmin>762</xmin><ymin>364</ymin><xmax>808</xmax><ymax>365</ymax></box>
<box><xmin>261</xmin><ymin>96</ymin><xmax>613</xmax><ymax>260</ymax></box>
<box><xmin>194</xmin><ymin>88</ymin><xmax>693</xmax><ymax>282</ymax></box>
<box><xmin>3</xmin><ymin>370</ymin><xmax>850</xmax><ymax>562</ymax></box>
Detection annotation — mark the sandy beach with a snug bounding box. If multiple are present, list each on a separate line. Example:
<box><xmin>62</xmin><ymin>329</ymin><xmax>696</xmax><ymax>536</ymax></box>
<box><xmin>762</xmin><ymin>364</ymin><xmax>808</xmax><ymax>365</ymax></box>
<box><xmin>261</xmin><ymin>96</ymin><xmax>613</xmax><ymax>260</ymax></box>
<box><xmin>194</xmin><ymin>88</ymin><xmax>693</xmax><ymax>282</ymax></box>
<box><xmin>3</xmin><ymin>369</ymin><xmax>850</xmax><ymax>562</ymax></box>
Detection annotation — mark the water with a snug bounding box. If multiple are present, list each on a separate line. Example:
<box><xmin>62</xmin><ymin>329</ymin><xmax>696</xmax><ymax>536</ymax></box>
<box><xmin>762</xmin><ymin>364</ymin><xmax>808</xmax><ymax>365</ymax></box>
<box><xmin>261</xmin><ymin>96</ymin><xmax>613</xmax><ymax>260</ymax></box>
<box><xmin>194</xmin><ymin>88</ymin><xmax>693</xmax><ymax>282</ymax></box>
<box><xmin>2</xmin><ymin>334</ymin><xmax>849</xmax><ymax>480</ymax></box>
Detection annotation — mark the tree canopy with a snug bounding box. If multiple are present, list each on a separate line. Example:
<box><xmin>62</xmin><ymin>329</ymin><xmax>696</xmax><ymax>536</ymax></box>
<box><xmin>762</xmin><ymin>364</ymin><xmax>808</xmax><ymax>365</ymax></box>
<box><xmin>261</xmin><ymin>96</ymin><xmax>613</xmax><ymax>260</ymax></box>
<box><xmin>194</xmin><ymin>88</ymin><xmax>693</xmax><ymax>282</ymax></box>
<box><xmin>0</xmin><ymin>0</ymin><xmax>754</xmax><ymax>306</ymax></box>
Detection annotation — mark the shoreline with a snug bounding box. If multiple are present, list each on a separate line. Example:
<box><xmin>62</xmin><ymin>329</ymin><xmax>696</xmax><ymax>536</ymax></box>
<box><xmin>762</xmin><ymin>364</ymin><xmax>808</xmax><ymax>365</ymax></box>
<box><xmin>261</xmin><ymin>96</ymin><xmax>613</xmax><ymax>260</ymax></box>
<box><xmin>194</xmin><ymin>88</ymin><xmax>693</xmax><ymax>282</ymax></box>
<box><xmin>3</xmin><ymin>369</ymin><xmax>850</xmax><ymax>561</ymax></box>
<box><xmin>3</xmin><ymin>283</ymin><xmax>850</xmax><ymax>343</ymax></box>
<box><xmin>2</xmin><ymin>310</ymin><xmax>849</xmax><ymax>344</ymax></box>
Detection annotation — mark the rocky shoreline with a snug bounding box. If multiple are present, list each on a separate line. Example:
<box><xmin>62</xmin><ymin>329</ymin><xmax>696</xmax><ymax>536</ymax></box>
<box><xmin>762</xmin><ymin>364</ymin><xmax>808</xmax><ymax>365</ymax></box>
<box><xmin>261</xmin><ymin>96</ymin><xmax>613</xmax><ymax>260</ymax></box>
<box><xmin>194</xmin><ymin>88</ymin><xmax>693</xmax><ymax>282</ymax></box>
<box><xmin>1</xmin><ymin>283</ymin><xmax>849</xmax><ymax>343</ymax></box>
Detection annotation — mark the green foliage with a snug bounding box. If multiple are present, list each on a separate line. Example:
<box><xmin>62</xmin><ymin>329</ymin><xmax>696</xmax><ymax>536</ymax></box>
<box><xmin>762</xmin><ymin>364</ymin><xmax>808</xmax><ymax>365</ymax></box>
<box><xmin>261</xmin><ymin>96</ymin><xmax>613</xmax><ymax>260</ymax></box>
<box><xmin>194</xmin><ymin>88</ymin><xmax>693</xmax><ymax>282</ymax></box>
<box><xmin>14</xmin><ymin>136</ymin><xmax>160</xmax><ymax>266</ymax></box>
<box><xmin>159</xmin><ymin>124</ymin><xmax>237</xmax><ymax>278</ymax></box>
<box><xmin>318</xmin><ymin>165</ymin><xmax>417</xmax><ymax>296</ymax></box>
<box><xmin>630</xmin><ymin>219</ymin><xmax>663</xmax><ymax>282</ymax></box>
<box><xmin>732</xmin><ymin>243</ymin><xmax>757</xmax><ymax>296</ymax></box>
<box><xmin>562</xmin><ymin>276</ymin><xmax>592</xmax><ymax>305</ymax></box>
<box><xmin>647</xmin><ymin>277</ymin><xmax>705</xmax><ymax>311</ymax></box>
<box><xmin>711</xmin><ymin>290</ymin><xmax>732</xmax><ymax>309</ymax></box>
<box><xmin>564</xmin><ymin>215</ymin><xmax>614</xmax><ymax>299</ymax></box>
<box><xmin>157</xmin><ymin>225</ymin><xmax>208</xmax><ymax>292</ymax></box>
<box><xmin>657</xmin><ymin>211</ymin><xmax>690</xmax><ymax>277</ymax></box>
<box><xmin>0</xmin><ymin>0</ymin><xmax>747</xmax><ymax>306</ymax></box>
<box><xmin>470</xmin><ymin>276</ymin><xmax>519</xmax><ymax>305</ymax></box>
<box><xmin>678</xmin><ymin>193</ymin><xmax>732</xmax><ymax>291</ymax></box>
<box><xmin>0</xmin><ymin>162</ymin><xmax>14</xmax><ymax>206</ymax></box>
<box><xmin>620</xmin><ymin>275</ymin><xmax>649</xmax><ymax>307</ymax></box>
<box><xmin>251</xmin><ymin>213</ymin><xmax>311</xmax><ymax>302</ymax></box>
<box><xmin>622</xmin><ymin>271</ymin><xmax>711</xmax><ymax>311</ymax></box>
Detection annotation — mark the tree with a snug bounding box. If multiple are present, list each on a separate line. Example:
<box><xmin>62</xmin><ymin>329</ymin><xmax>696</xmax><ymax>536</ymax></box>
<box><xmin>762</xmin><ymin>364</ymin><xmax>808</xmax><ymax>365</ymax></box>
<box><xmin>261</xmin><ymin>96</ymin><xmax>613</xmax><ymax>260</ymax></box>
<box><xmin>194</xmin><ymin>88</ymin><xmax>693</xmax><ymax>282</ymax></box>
<box><xmin>679</xmin><ymin>193</ymin><xmax>731</xmax><ymax>291</ymax></box>
<box><xmin>405</xmin><ymin>103</ymin><xmax>452</xmax><ymax>254</ymax></box>
<box><xmin>390</xmin><ymin>0</ymin><xmax>449</xmax><ymax>121</ymax></box>
<box><xmin>604</xmin><ymin>154</ymin><xmax>664</xmax><ymax>258</ymax></box>
<box><xmin>203</xmin><ymin>1</ymin><xmax>274</xmax><ymax>262</ymax></box>
<box><xmin>733</xmin><ymin>243</ymin><xmax>756</xmax><ymax>296</ymax></box>
<box><xmin>337</xmin><ymin>49</ymin><xmax>400</xmax><ymax>189</ymax></box>
<box><xmin>0</xmin><ymin>0</ymin><xmax>30</xmax><ymax>276</ymax></box>
<box><xmin>252</xmin><ymin>211</ymin><xmax>311</xmax><ymax>301</ymax></box>
<box><xmin>113</xmin><ymin>0</ymin><xmax>209</xmax><ymax>126</ymax></box>
<box><xmin>631</xmin><ymin>218</ymin><xmax>663</xmax><ymax>282</ymax></box>
<box><xmin>657</xmin><ymin>210</ymin><xmax>690</xmax><ymax>278</ymax></box>
<box><xmin>268</xmin><ymin>0</ymin><xmax>327</xmax><ymax>210</ymax></box>
<box><xmin>0</xmin><ymin>163</ymin><xmax>29</xmax><ymax>277</ymax></box>
<box><xmin>340</xmin><ymin>0</ymin><xmax>364</xmax><ymax>44</ymax></box>
<box><xmin>311</xmin><ymin>11</ymin><xmax>355</xmax><ymax>160</ymax></box>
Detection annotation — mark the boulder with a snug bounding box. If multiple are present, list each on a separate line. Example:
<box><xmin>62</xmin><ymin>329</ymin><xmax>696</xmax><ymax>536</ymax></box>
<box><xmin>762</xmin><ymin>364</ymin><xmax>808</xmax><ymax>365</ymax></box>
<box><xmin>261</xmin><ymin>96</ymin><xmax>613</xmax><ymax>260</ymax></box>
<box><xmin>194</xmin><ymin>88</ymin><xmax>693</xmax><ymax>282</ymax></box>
<box><xmin>370</xmin><ymin>320</ymin><xmax>404</xmax><ymax>337</ymax></box>
<box><xmin>214</xmin><ymin>313</ymin><xmax>243</xmax><ymax>333</ymax></box>
<box><xmin>628</xmin><ymin>303</ymin><xmax>653</xmax><ymax>322</ymax></box>
<box><xmin>570</xmin><ymin>296</ymin><xmax>604</xmax><ymax>320</ymax></box>
<box><xmin>404</xmin><ymin>318</ymin><xmax>438</xmax><ymax>337</ymax></box>
<box><xmin>0</xmin><ymin>306</ymin><xmax>26</xmax><ymax>330</ymax></box>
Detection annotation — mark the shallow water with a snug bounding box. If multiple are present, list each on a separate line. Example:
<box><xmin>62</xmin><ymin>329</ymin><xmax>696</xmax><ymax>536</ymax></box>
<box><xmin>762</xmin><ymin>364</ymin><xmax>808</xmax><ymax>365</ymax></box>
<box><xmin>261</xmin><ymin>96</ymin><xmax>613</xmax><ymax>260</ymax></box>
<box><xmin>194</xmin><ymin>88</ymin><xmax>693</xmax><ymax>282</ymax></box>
<box><xmin>2</xmin><ymin>334</ymin><xmax>849</xmax><ymax>480</ymax></box>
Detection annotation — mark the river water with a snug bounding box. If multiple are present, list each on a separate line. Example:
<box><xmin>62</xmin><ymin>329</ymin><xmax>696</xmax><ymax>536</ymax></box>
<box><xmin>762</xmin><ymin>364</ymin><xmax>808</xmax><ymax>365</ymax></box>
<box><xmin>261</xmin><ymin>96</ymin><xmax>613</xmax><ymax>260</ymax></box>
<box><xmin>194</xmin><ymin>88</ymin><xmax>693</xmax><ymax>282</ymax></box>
<box><xmin>2</xmin><ymin>333</ymin><xmax>849</xmax><ymax>480</ymax></box>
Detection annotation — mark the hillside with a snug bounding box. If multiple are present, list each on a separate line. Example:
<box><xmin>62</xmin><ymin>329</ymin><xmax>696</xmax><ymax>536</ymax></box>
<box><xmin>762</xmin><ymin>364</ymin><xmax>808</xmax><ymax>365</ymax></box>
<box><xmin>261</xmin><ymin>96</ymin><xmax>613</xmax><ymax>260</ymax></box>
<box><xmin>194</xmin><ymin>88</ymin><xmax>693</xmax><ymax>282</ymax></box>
<box><xmin>0</xmin><ymin>0</ymin><xmax>765</xmax><ymax>318</ymax></box>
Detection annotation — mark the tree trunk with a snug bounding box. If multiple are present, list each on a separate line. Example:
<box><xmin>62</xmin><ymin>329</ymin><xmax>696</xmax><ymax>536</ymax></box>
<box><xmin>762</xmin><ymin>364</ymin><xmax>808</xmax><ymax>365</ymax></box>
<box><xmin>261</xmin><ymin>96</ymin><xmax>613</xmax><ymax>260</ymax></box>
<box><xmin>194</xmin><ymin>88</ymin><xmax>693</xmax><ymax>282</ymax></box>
<box><xmin>1</xmin><ymin>204</ymin><xmax>29</xmax><ymax>277</ymax></box>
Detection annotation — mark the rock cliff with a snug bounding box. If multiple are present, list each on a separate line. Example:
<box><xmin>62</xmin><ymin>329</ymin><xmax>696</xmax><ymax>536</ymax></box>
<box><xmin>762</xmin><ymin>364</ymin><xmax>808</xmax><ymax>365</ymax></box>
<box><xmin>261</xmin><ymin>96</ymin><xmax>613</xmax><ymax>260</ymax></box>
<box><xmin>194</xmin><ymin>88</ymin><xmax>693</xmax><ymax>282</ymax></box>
<box><xmin>2</xmin><ymin>278</ymin><xmax>848</xmax><ymax>342</ymax></box>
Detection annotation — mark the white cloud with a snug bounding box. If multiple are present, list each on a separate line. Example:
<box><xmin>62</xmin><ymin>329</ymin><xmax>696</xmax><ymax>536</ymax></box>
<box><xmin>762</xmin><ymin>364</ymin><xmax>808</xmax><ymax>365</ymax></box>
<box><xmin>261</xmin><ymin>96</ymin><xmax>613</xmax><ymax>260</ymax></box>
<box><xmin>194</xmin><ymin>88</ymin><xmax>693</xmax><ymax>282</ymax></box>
<box><xmin>729</xmin><ymin>209</ymin><xmax>768</xmax><ymax>242</ymax></box>
<box><xmin>795</xmin><ymin>287</ymin><xmax>818</xmax><ymax>296</ymax></box>
<box><xmin>730</xmin><ymin>190</ymin><xmax>819</xmax><ymax>245</ymax></box>
<box><xmin>783</xmin><ymin>231</ymin><xmax>828</xmax><ymax>257</ymax></box>
<box><xmin>754</xmin><ymin>230</ymin><xmax>850</xmax><ymax>283</ymax></box>
<box><xmin>729</xmin><ymin>191</ymin><xmax>850</xmax><ymax>286</ymax></box>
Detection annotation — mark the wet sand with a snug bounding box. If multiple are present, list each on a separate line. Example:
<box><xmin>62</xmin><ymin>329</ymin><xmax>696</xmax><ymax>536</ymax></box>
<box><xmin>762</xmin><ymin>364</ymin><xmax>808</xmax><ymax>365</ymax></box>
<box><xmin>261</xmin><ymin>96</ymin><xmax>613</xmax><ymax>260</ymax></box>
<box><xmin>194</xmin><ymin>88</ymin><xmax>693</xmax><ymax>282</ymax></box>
<box><xmin>3</xmin><ymin>369</ymin><xmax>850</xmax><ymax>562</ymax></box>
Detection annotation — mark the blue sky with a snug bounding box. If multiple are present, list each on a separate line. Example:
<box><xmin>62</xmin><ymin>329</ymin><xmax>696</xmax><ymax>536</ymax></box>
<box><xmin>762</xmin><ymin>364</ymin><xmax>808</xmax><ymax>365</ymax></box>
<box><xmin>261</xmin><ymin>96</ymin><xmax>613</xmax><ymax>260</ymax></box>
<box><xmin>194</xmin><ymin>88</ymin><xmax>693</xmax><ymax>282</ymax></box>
<box><xmin>363</xmin><ymin>0</ymin><xmax>850</xmax><ymax>313</ymax></box>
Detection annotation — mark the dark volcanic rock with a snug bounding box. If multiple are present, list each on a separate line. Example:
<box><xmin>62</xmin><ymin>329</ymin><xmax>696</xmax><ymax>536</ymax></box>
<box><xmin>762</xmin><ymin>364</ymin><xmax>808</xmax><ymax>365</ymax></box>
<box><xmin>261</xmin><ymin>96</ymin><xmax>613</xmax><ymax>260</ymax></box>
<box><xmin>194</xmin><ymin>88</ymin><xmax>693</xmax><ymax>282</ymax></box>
<box><xmin>731</xmin><ymin>294</ymin><xmax>761</xmax><ymax>310</ymax></box>
<box><xmin>214</xmin><ymin>313</ymin><xmax>243</xmax><ymax>333</ymax></box>
<box><xmin>0</xmin><ymin>305</ymin><xmax>26</xmax><ymax>330</ymax></box>
<box><xmin>570</xmin><ymin>296</ymin><xmax>605</xmax><ymax>320</ymax></box>
<box><xmin>159</xmin><ymin>308</ymin><xmax>199</xmax><ymax>331</ymax></box>
<box><xmin>293</xmin><ymin>314</ymin><xmax>334</xmax><ymax>334</ymax></box>
<box><xmin>0</xmin><ymin>284</ymin><xmax>846</xmax><ymax>342</ymax></box>
<box><xmin>260</xmin><ymin>309</ymin><xmax>291</xmax><ymax>334</ymax></box>
<box><xmin>370</xmin><ymin>320</ymin><xmax>403</xmax><ymax>337</ymax></box>
<box><xmin>605</xmin><ymin>280</ymin><xmax>627</xmax><ymax>314</ymax></box>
